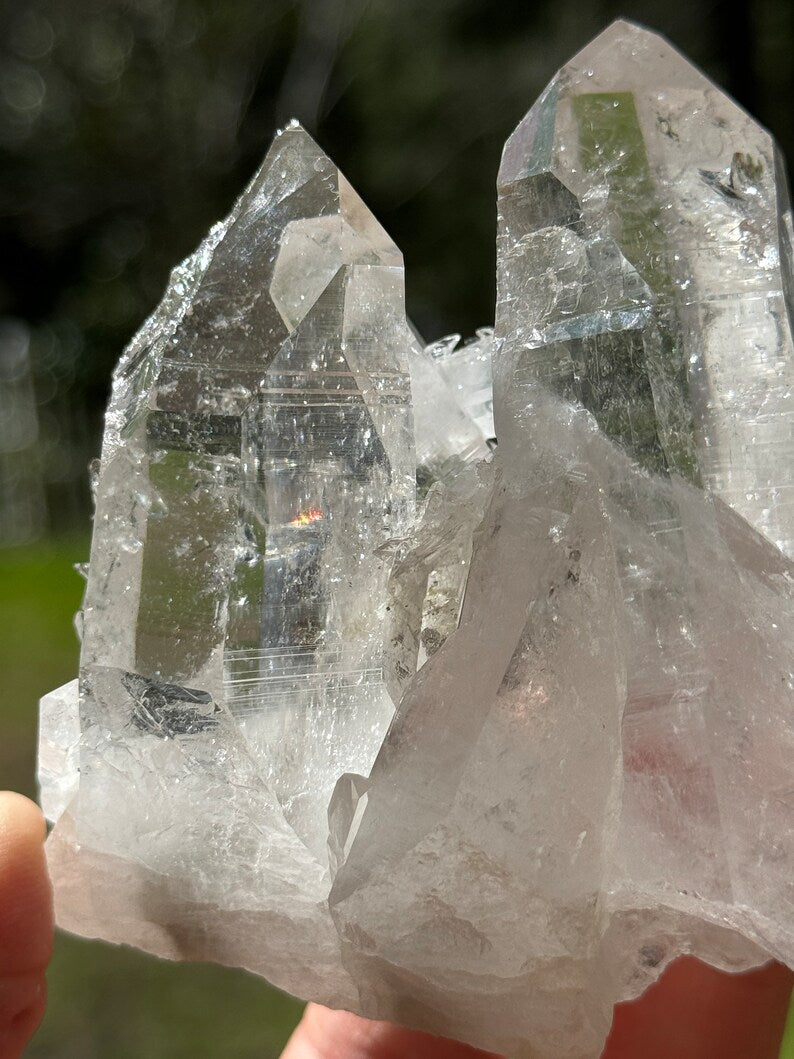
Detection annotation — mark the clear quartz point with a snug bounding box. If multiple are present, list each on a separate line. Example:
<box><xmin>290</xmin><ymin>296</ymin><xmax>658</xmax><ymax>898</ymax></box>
<box><xmin>39</xmin><ymin>24</ymin><xmax>794</xmax><ymax>1059</ymax></box>
<box><xmin>428</xmin><ymin>328</ymin><xmax>496</xmax><ymax>443</ymax></box>
<box><xmin>330</xmin><ymin>21</ymin><xmax>794</xmax><ymax>1058</ymax></box>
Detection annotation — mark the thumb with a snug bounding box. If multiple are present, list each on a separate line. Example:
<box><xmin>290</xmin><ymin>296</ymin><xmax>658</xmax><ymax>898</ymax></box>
<box><xmin>0</xmin><ymin>792</ymin><xmax>53</xmax><ymax>1059</ymax></box>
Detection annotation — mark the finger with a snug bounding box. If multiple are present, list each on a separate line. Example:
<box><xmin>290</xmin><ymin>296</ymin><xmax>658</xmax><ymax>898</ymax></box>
<box><xmin>604</xmin><ymin>954</ymin><xmax>794</xmax><ymax>1059</ymax></box>
<box><xmin>0</xmin><ymin>792</ymin><xmax>53</xmax><ymax>1059</ymax></box>
<box><xmin>282</xmin><ymin>957</ymin><xmax>794</xmax><ymax>1059</ymax></box>
<box><xmin>281</xmin><ymin>1002</ymin><xmax>504</xmax><ymax>1059</ymax></box>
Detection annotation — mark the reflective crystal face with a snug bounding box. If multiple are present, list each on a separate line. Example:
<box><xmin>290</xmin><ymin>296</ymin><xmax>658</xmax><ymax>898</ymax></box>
<box><xmin>74</xmin><ymin>123</ymin><xmax>426</xmax><ymax>870</ymax></box>
<box><xmin>40</xmin><ymin>23</ymin><xmax>794</xmax><ymax>1059</ymax></box>
<box><xmin>64</xmin><ymin>124</ymin><xmax>488</xmax><ymax>873</ymax></box>
<box><xmin>497</xmin><ymin>20</ymin><xmax>794</xmax><ymax>555</ymax></box>
<box><xmin>494</xmin><ymin>19</ymin><xmax>794</xmax><ymax>959</ymax></box>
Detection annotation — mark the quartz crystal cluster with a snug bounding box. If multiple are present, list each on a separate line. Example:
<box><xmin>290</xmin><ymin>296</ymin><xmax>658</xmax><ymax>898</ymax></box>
<box><xmin>39</xmin><ymin>21</ymin><xmax>794</xmax><ymax>1059</ymax></box>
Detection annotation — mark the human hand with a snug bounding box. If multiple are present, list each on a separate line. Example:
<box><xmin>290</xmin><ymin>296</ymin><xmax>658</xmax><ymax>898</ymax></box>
<box><xmin>0</xmin><ymin>792</ymin><xmax>52</xmax><ymax>1059</ymax></box>
<box><xmin>282</xmin><ymin>957</ymin><xmax>794</xmax><ymax>1059</ymax></box>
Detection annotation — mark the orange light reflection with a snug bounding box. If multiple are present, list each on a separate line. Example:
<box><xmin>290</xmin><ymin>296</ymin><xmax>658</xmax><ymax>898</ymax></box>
<box><xmin>289</xmin><ymin>507</ymin><xmax>324</xmax><ymax>527</ymax></box>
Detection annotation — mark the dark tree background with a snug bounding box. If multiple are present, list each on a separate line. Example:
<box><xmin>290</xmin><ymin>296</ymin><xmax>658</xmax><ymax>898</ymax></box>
<box><xmin>1</xmin><ymin>2</ymin><xmax>794</xmax><ymax>1055</ymax></box>
<box><xmin>0</xmin><ymin>0</ymin><xmax>792</xmax><ymax>531</ymax></box>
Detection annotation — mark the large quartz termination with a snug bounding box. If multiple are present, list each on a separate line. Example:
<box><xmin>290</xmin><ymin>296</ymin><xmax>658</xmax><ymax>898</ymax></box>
<box><xmin>327</xmin><ymin>20</ymin><xmax>794</xmax><ymax>1057</ymax></box>
<box><xmin>40</xmin><ymin>22</ymin><xmax>794</xmax><ymax>1059</ymax></box>
<box><xmin>41</xmin><ymin>120</ymin><xmax>488</xmax><ymax>1007</ymax></box>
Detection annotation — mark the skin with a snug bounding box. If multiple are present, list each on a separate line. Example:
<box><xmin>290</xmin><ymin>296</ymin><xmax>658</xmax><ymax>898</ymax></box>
<box><xmin>0</xmin><ymin>791</ymin><xmax>791</xmax><ymax>1059</ymax></box>
<box><xmin>283</xmin><ymin>962</ymin><xmax>794</xmax><ymax>1059</ymax></box>
<box><xmin>0</xmin><ymin>793</ymin><xmax>52</xmax><ymax>1059</ymax></box>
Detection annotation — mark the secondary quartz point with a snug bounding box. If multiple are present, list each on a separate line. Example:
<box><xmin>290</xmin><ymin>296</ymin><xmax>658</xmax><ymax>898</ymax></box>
<box><xmin>40</xmin><ymin>23</ymin><xmax>794</xmax><ymax>1059</ymax></box>
<box><xmin>497</xmin><ymin>18</ymin><xmax>794</xmax><ymax>554</ymax></box>
<box><xmin>83</xmin><ymin>120</ymin><xmax>422</xmax><ymax>872</ymax></box>
<box><xmin>42</xmin><ymin>119</ymin><xmax>484</xmax><ymax>999</ymax></box>
<box><xmin>427</xmin><ymin>328</ymin><xmax>496</xmax><ymax>444</ymax></box>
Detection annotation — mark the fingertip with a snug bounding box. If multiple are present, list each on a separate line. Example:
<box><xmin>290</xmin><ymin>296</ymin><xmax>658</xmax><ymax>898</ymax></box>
<box><xmin>0</xmin><ymin>793</ymin><xmax>46</xmax><ymax>847</ymax></box>
<box><xmin>0</xmin><ymin>789</ymin><xmax>53</xmax><ymax>1058</ymax></box>
<box><xmin>0</xmin><ymin>792</ymin><xmax>52</xmax><ymax>964</ymax></box>
<box><xmin>0</xmin><ymin>970</ymin><xmax>48</xmax><ymax>1059</ymax></box>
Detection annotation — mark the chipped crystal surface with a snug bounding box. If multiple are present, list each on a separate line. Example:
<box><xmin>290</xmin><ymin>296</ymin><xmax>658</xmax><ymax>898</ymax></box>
<box><xmin>39</xmin><ymin>23</ymin><xmax>794</xmax><ymax>1059</ymax></box>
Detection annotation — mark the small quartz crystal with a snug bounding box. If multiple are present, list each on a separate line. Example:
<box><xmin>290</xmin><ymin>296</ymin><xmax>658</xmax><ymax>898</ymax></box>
<box><xmin>40</xmin><ymin>22</ymin><xmax>794</xmax><ymax>1059</ymax></box>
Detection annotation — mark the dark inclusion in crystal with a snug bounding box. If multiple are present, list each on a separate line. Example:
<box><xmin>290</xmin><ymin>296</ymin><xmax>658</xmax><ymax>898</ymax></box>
<box><xmin>122</xmin><ymin>672</ymin><xmax>220</xmax><ymax>739</ymax></box>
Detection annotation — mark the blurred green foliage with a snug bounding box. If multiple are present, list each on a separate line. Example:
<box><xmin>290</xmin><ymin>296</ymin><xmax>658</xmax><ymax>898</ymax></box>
<box><xmin>31</xmin><ymin>936</ymin><xmax>303</xmax><ymax>1058</ymax></box>
<box><xmin>0</xmin><ymin>538</ymin><xmax>85</xmax><ymax>796</ymax></box>
<box><xmin>781</xmin><ymin>994</ymin><xmax>794</xmax><ymax>1059</ymax></box>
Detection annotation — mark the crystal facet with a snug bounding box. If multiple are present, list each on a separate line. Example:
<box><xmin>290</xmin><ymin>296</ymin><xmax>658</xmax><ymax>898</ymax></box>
<box><xmin>39</xmin><ymin>23</ymin><xmax>794</xmax><ymax>1059</ymax></box>
<box><xmin>497</xmin><ymin>20</ymin><xmax>794</xmax><ymax>553</ymax></box>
